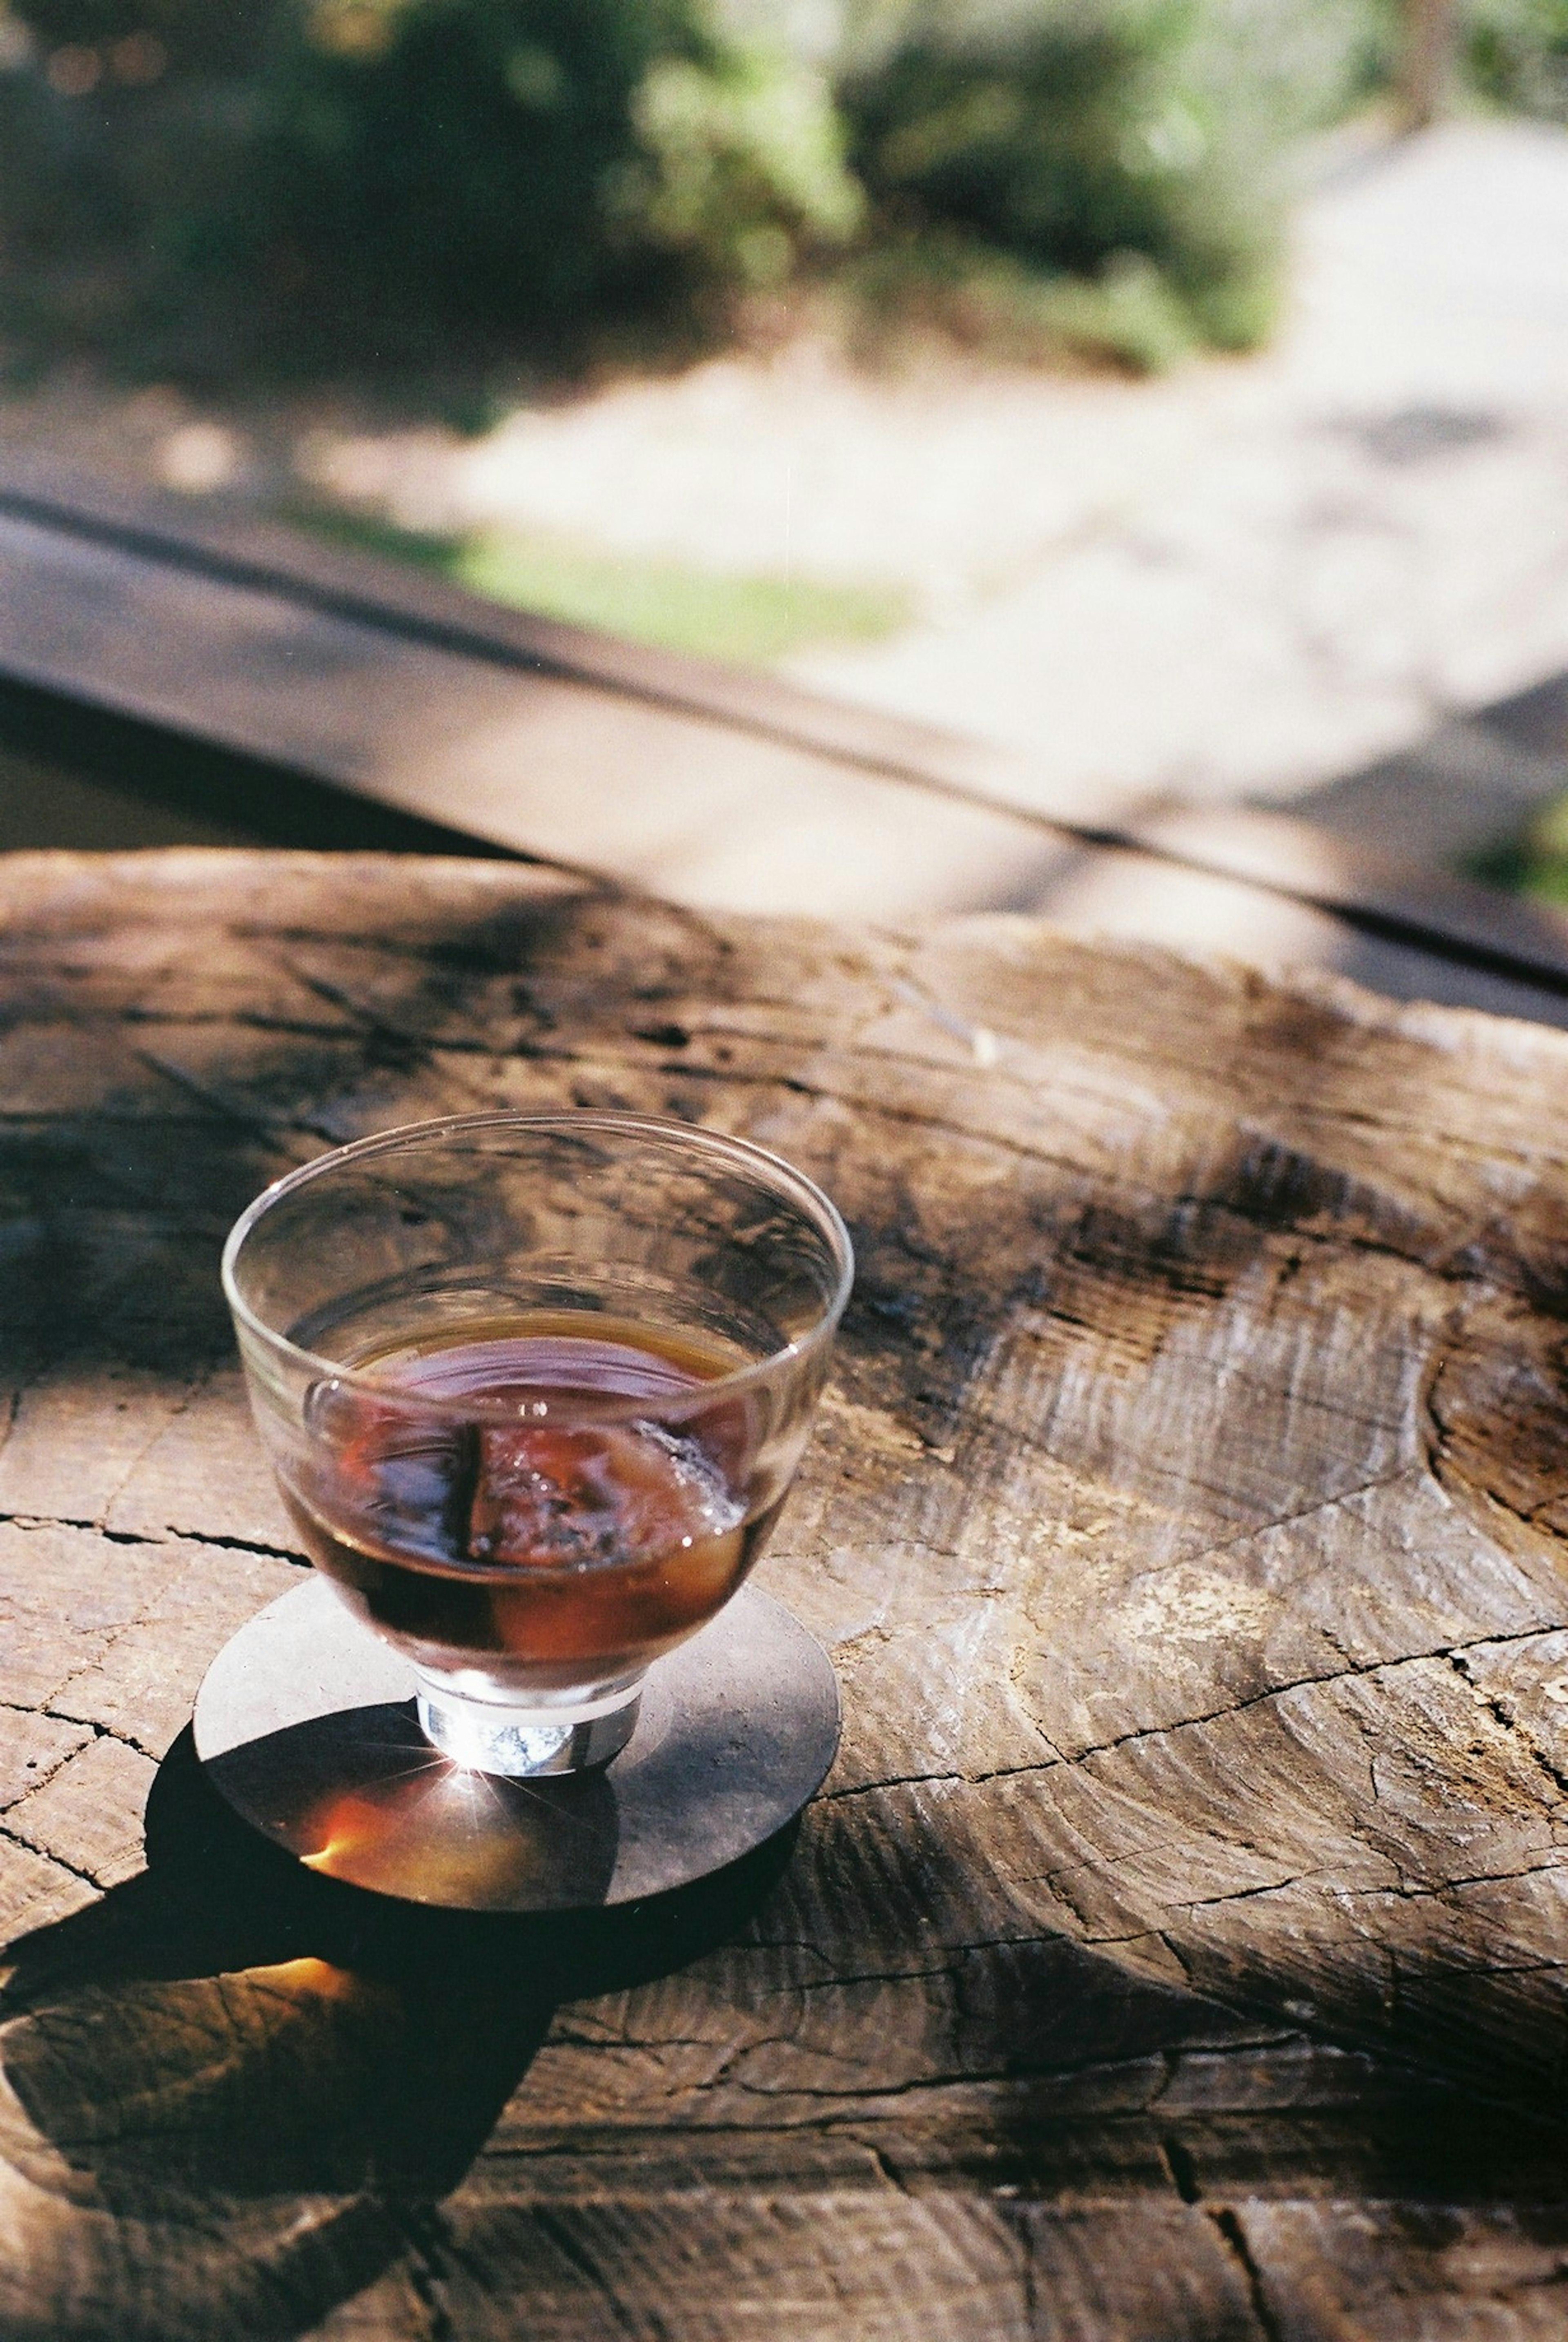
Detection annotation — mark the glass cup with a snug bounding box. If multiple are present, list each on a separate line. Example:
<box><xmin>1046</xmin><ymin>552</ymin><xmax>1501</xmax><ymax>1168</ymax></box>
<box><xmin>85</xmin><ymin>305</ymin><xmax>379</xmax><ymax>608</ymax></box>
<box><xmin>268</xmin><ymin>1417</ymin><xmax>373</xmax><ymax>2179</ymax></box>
<box><xmin>222</xmin><ymin>1112</ymin><xmax>853</xmax><ymax>1778</ymax></box>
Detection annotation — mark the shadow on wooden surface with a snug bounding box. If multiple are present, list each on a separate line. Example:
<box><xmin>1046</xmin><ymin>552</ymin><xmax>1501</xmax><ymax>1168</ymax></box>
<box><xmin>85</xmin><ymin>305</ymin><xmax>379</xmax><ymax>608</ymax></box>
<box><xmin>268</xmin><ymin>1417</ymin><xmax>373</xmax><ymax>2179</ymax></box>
<box><xmin>8</xmin><ymin>1723</ymin><xmax>801</xmax><ymax>2028</ymax></box>
<box><xmin>0</xmin><ymin>1730</ymin><xmax>797</xmax><ymax>2332</ymax></box>
<box><xmin>0</xmin><ymin>674</ymin><xmax>522</xmax><ymax>861</ymax></box>
<box><xmin>9</xmin><ymin>1737</ymin><xmax>1566</xmax><ymax>2340</ymax></box>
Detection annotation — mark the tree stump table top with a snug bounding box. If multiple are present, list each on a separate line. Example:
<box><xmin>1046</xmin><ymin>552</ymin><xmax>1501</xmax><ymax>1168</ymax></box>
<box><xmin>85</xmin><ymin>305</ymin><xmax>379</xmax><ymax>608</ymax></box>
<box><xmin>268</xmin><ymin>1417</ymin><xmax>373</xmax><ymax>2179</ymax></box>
<box><xmin>6</xmin><ymin>848</ymin><xmax>1568</xmax><ymax>2340</ymax></box>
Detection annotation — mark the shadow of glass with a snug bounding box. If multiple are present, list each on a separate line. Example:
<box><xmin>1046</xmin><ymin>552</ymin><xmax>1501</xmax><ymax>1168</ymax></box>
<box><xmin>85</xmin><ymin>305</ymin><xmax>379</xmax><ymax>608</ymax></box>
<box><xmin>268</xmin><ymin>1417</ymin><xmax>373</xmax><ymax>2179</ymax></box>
<box><xmin>0</xmin><ymin>1729</ymin><xmax>796</xmax><ymax>2336</ymax></box>
<box><xmin>201</xmin><ymin>1697</ymin><xmax>624</xmax><ymax>1910</ymax></box>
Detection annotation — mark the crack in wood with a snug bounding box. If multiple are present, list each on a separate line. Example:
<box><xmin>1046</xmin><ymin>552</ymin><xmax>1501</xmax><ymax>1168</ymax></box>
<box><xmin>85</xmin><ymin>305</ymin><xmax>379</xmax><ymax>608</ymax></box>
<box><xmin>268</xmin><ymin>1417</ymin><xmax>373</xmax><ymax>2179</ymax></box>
<box><xmin>1158</xmin><ymin>2133</ymin><xmax>1284</xmax><ymax>2340</ymax></box>
<box><xmin>1446</xmin><ymin>1651</ymin><xmax>1568</xmax><ymax>1800</ymax></box>
<box><xmin>1336</xmin><ymin>1859</ymin><xmax>1568</xmax><ymax>1906</ymax></box>
<box><xmin>1159</xmin><ymin>2132</ymin><xmax>1202</xmax><ymax>2205</ymax></box>
<box><xmin>1209</xmin><ymin>2207</ymin><xmax>1285</xmax><ymax>2342</ymax></box>
<box><xmin>865</xmin><ymin>2142</ymin><xmax>910</xmax><ymax>2196</ymax></box>
<box><xmin>0</xmin><ymin>1510</ymin><xmax>304</xmax><ymax>1565</ymax></box>
<box><xmin>37</xmin><ymin>1713</ymin><xmax>162</xmax><ymax>1763</ymax></box>
<box><xmin>825</xmin><ymin>1645</ymin><xmax>1552</xmax><ymax>1822</ymax></box>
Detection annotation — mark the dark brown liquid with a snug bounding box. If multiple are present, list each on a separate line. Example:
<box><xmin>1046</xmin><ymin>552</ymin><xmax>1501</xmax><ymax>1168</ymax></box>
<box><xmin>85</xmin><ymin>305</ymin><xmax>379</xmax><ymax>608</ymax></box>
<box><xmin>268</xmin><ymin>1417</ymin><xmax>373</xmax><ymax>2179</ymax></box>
<box><xmin>285</xmin><ymin>1315</ymin><xmax>760</xmax><ymax>1686</ymax></box>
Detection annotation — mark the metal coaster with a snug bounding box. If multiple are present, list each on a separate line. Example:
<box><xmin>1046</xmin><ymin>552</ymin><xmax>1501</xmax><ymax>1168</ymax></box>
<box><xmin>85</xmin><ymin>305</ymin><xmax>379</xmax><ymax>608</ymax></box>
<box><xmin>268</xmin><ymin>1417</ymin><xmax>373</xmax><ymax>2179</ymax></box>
<box><xmin>193</xmin><ymin>1576</ymin><xmax>840</xmax><ymax>1912</ymax></box>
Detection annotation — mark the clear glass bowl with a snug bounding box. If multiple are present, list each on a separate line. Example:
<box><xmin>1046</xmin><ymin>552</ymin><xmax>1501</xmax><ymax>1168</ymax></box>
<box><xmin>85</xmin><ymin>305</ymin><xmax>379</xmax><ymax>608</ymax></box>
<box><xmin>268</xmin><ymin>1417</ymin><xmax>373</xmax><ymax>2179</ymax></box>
<box><xmin>222</xmin><ymin>1112</ymin><xmax>853</xmax><ymax>1777</ymax></box>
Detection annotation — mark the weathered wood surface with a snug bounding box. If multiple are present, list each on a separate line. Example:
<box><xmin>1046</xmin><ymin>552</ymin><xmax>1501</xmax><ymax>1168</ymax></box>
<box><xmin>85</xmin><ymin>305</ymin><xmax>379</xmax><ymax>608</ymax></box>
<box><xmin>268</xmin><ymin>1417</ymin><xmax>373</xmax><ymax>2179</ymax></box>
<box><xmin>7</xmin><ymin>850</ymin><xmax>1568</xmax><ymax>2337</ymax></box>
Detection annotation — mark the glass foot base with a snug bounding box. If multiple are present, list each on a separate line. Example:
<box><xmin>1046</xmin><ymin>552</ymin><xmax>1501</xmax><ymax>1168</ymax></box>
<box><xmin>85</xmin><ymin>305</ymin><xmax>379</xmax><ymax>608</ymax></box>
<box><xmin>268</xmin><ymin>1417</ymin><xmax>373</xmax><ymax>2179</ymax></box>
<box><xmin>413</xmin><ymin>1680</ymin><xmax>642</xmax><ymax>1776</ymax></box>
<box><xmin>195</xmin><ymin>1577</ymin><xmax>841</xmax><ymax>1910</ymax></box>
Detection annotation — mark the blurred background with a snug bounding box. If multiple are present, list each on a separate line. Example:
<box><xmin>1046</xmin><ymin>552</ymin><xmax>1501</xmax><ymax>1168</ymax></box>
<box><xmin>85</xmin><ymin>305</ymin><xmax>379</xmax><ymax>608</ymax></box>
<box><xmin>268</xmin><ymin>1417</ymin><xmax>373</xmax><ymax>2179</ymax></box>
<box><xmin>2</xmin><ymin>0</ymin><xmax>1568</xmax><ymax>948</ymax></box>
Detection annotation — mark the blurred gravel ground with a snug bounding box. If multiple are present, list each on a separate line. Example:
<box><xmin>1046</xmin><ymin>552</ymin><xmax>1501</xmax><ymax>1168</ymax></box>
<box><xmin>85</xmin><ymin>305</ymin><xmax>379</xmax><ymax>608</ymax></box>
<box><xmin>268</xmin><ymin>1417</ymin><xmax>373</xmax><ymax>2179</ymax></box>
<box><xmin>787</xmin><ymin>119</ymin><xmax>1568</xmax><ymax>832</ymax></box>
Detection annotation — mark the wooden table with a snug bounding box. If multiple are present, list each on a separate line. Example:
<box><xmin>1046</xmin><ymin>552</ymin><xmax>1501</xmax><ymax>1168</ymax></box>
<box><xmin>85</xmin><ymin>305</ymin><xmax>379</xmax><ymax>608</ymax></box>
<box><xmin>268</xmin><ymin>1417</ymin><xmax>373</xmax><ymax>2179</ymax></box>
<box><xmin>6</xmin><ymin>848</ymin><xmax>1568</xmax><ymax>2340</ymax></box>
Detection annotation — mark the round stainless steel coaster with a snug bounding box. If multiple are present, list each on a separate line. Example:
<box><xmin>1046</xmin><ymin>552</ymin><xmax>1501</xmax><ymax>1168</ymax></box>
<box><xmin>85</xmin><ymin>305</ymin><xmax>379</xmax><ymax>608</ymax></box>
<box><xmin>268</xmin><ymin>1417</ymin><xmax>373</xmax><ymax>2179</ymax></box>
<box><xmin>193</xmin><ymin>1577</ymin><xmax>841</xmax><ymax>1912</ymax></box>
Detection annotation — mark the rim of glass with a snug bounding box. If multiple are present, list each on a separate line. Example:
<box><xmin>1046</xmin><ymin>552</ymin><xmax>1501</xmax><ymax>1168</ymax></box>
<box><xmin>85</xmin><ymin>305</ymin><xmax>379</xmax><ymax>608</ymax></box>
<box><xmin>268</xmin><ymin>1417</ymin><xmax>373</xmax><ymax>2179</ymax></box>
<box><xmin>221</xmin><ymin>1110</ymin><xmax>854</xmax><ymax>1421</ymax></box>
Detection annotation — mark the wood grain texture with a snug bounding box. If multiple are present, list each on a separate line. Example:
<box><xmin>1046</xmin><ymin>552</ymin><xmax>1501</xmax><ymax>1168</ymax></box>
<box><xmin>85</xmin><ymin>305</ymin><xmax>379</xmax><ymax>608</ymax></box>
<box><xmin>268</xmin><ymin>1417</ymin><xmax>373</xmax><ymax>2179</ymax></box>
<box><xmin>5</xmin><ymin>850</ymin><xmax>1568</xmax><ymax>2337</ymax></box>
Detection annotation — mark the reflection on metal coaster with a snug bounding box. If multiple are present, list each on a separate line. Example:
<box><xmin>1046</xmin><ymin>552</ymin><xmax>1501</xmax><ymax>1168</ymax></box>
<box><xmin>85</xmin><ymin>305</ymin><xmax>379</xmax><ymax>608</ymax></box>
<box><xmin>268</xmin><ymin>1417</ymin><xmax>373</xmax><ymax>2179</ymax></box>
<box><xmin>192</xmin><ymin>1576</ymin><xmax>841</xmax><ymax>1913</ymax></box>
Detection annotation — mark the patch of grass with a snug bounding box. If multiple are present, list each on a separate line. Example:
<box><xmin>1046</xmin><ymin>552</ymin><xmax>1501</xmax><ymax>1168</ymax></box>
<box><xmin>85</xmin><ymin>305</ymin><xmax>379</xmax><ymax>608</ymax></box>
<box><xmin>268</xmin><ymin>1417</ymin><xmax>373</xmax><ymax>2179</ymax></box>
<box><xmin>453</xmin><ymin>529</ymin><xmax>912</xmax><ymax>660</ymax></box>
<box><xmin>292</xmin><ymin>504</ymin><xmax>913</xmax><ymax>663</ymax></box>
<box><xmin>1472</xmin><ymin>793</ymin><xmax>1568</xmax><ymax>905</ymax></box>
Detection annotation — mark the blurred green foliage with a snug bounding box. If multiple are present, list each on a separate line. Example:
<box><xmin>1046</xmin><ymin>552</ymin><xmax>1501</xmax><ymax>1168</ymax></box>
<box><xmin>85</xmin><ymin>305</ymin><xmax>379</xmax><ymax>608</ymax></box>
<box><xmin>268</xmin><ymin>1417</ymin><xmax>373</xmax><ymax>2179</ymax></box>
<box><xmin>0</xmin><ymin>0</ymin><xmax>860</xmax><ymax>366</ymax></box>
<box><xmin>257</xmin><ymin>0</ymin><xmax>861</xmax><ymax>327</ymax></box>
<box><xmin>0</xmin><ymin>0</ymin><xmax>1561</xmax><ymax>381</ymax></box>
<box><xmin>1464</xmin><ymin>0</ymin><xmax>1568</xmax><ymax>112</ymax></box>
<box><xmin>839</xmin><ymin>0</ymin><xmax>1365</xmax><ymax>352</ymax></box>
